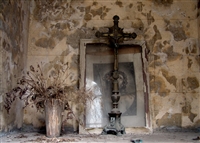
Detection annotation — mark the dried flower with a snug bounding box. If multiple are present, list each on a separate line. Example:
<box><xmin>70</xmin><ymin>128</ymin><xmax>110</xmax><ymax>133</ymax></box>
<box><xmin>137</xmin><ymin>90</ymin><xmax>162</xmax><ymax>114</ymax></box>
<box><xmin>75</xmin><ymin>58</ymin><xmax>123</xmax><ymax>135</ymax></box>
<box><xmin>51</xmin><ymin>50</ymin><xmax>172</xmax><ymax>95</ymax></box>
<box><xmin>4</xmin><ymin>63</ymin><xmax>93</xmax><ymax>114</ymax></box>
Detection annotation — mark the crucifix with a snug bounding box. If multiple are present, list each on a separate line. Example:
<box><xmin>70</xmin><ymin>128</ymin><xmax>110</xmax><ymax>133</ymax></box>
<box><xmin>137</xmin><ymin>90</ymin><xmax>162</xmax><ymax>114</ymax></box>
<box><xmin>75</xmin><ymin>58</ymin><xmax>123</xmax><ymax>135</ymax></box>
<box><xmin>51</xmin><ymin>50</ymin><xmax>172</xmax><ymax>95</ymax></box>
<box><xmin>95</xmin><ymin>15</ymin><xmax>137</xmax><ymax>136</ymax></box>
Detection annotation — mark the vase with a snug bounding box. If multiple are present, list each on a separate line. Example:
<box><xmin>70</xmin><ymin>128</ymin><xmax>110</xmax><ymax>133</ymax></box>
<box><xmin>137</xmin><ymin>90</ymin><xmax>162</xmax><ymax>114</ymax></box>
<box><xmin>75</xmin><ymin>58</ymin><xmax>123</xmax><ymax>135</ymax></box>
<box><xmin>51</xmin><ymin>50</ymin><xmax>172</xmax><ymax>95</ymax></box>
<box><xmin>44</xmin><ymin>99</ymin><xmax>64</xmax><ymax>138</ymax></box>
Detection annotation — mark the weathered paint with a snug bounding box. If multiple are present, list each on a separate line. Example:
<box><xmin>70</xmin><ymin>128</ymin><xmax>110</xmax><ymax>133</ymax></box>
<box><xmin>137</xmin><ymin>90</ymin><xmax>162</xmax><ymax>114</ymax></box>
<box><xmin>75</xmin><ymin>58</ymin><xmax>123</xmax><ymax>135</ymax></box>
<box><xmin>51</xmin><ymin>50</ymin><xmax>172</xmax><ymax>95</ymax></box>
<box><xmin>0</xmin><ymin>0</ymin><xmax>29</xmax><ymax>132</ymax></box>
<box><xmin>0</xmin><ymin>0</ymin><xmax>199</xmax><ymax>133</ymax></box>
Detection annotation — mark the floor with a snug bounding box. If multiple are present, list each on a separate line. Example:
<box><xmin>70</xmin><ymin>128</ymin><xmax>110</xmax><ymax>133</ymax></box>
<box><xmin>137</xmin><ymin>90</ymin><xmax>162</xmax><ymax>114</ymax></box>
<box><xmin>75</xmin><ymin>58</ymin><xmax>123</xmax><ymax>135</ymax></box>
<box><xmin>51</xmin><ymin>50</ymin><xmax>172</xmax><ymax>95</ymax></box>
<box><xmin>0</xmin><ymin>131</ymin><xmax>200</xmax><ymax>143</ymax></box>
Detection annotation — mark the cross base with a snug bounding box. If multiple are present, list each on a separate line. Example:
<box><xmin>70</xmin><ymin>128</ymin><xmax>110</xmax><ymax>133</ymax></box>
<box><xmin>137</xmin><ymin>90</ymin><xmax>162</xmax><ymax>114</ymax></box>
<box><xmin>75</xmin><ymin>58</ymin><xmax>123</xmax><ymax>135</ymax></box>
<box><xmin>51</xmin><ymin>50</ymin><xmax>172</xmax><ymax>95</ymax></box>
<box><xmin>101</xmin><ymin>112</ymin><xmax>126</xmax><ymax>136</ymax></box>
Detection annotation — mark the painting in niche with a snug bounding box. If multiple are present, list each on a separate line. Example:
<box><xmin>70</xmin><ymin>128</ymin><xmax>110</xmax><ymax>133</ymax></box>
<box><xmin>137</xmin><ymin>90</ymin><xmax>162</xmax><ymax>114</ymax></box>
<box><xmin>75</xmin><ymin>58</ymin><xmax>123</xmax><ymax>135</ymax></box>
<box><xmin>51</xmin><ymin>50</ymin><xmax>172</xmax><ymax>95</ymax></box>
<box><xmin>93</xmin><ymin>62</ymin><xmax>137</xmax><ymax>117</ymax></box>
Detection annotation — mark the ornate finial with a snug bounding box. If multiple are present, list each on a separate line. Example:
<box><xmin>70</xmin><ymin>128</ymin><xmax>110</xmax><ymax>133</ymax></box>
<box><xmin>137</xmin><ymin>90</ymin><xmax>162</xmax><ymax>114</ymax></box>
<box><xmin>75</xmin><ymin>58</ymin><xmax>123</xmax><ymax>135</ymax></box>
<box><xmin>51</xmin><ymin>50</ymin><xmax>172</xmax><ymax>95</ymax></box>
<box><xmin>113</xmin><ymin>15</ymin><xmax>119</xmax><ymax>21</ymax></box>
<box><xmin>95</xmin><ymin>15</ymin><xmax>137</xmax><ymax>48</ymax></box>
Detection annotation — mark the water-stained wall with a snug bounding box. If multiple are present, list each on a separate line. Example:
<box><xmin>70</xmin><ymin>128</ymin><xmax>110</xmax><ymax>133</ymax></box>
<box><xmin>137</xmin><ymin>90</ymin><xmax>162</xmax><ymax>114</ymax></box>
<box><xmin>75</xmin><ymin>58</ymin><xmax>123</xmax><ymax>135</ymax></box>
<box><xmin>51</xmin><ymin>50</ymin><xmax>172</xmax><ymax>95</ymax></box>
<box><xmin>1</xmin><ymin>0</ymin><xmax>199</xmax><ymax>133</ymax></box>
<box><xmin>26</xmin><ymin>0</ymin><xmax>199</xmax><ymax>131</ymax></box>
<box><xmin>0</xmin><ymin>0</ymin><xmax>30</xmax><ymax>132</ymax></box>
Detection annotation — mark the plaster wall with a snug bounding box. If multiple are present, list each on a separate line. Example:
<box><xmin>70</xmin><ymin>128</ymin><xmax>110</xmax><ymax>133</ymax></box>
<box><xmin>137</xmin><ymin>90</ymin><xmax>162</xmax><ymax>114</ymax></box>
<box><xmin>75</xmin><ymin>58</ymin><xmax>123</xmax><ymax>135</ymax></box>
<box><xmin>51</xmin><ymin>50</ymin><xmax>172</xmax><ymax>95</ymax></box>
<box><xmin>1</xmin><ymin>0</ymin><xmax>200</xmax><ymax>133</ymax></box>
<box><xmin>0</xmin><ymin>0</ymin><xmax>30</xmax><ymax>132</ymax></box>
<box><xmin>26</xmin><ymin>0</ymin><xmax>200</xmax><ymax>131</ymax></box>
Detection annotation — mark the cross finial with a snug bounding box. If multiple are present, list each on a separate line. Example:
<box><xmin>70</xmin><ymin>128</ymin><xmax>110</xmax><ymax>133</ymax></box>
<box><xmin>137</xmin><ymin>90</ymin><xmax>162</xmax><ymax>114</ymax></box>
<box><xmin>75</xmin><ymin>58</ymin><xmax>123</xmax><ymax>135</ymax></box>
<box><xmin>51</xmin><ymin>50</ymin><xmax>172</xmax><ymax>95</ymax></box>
<box><xmin>95</xmin><ymin>15</ymin><xmax>137</xmax><ymax>48</ymax></box>
<box><xmin>113</xmin><ymin>15</ymin><xmax>119</xmax><ymax>22</ymax></box>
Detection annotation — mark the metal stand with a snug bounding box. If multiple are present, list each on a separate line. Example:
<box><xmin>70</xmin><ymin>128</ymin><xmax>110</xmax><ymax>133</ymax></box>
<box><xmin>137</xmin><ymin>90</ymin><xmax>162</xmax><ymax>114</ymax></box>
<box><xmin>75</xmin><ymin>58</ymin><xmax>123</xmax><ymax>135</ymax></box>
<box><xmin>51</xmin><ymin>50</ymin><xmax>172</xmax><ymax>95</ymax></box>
<box><xmin>95</xmin><ymin>15</ymin><xmax>137</xmax><ymax>136</ymax></box>
<box><xmin>101</xmin><ymin>112</ymin><xmax>125</xmax><ymax>136</ymax></box>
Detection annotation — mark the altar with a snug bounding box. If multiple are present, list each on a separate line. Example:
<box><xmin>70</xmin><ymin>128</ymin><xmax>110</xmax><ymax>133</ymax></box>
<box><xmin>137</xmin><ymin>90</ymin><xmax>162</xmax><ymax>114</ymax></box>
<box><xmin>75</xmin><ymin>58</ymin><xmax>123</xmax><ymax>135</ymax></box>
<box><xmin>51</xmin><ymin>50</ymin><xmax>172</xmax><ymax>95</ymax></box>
<box><xmin>79</xmin><ymin>39</ymin><xmax>151</xmax><ymax>134</ymax></box>
<box><xmin>79</xmin><ymin>16</ymin><xmax>151</xmax><ymax>134</ymax></box>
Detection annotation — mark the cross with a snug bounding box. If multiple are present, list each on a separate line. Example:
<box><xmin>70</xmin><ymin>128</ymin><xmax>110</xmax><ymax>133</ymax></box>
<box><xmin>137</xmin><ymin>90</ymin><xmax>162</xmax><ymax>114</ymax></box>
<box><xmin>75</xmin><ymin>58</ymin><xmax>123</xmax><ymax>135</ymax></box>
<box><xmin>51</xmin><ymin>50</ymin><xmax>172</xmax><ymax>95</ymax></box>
<box><xmin>95</xmin><ymin>15</ymin><xmax>137</xmax><ymax>136</ymax></box>
<box><xmin>95</xmin><ymin>15</ymin><xmax>137</xmax><ymax>74</ymax></box>
<box><xmin>95</xmin><ymin>15</ymin><xmax>137</xmax><ymax>48</ymax></box>
<box><xmin>95</xmin><ymin>15</ymin><xmax>137</xmax><ymax>91</ymax></box>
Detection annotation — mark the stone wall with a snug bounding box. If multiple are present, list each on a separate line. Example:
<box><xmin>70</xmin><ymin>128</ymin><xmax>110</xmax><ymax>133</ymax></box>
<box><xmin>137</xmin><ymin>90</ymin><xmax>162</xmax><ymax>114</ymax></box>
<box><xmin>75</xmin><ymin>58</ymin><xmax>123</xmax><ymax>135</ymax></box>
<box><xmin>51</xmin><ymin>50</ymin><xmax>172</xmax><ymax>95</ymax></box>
<box><xmin>0</xmin><ymin>0</ymin><xmax>30</xmax><ymax>132</ymax></box>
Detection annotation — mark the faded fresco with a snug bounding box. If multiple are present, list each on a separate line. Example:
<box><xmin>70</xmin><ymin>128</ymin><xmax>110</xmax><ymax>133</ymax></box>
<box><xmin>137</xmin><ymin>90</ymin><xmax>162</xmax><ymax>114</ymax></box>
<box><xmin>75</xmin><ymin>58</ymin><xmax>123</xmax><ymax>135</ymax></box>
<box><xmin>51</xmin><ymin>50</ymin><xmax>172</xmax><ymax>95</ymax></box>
<box><xmin>0</xmin><ymin>0</ymin><xmax>200</xmax><ymax>133</ymax></box>
<box><xmin>93</xmin><ymin>62</ymin><xmax>137</xmax><ymax>117</ymax></box>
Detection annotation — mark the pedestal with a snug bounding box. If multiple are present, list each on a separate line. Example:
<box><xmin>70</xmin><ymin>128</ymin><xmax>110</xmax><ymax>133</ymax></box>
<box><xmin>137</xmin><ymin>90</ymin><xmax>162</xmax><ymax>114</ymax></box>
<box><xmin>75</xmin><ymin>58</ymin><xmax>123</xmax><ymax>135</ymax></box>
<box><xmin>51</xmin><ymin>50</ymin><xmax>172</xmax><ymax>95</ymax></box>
<box><xmin>101</xmin><ymin>112</ymin><xmax>125</xmax><ymax>136</ymax></box>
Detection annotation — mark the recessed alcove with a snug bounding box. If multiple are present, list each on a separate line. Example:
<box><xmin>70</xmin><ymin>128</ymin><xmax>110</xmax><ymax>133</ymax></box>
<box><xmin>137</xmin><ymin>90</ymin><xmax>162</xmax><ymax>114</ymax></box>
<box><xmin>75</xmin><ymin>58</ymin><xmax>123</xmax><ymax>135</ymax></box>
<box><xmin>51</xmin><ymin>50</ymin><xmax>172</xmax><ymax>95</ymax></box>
<box><xmin>79</xmin><ymin>39</ymin><xmax>151</xmax><ymax>134</ymax></box>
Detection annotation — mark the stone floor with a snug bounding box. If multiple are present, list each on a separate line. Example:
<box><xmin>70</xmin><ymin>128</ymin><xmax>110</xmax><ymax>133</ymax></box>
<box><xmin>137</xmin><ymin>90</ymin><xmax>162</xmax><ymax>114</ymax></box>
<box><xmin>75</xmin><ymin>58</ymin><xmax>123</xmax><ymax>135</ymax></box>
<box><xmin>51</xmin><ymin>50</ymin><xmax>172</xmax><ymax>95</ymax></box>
<box><xmin>0</xmin><ymin>131</ymin><xmax>200</xmax><ymax>143</ymax></box>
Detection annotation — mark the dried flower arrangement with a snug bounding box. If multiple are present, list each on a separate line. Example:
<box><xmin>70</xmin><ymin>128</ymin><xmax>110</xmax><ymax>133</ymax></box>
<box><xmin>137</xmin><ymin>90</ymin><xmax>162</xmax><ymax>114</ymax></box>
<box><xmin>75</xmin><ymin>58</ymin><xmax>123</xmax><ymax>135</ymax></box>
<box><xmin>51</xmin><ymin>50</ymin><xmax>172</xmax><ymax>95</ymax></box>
<box><xmin>4</xmin><ymin>61</ymin><xmax>93</xmax><ymax>127</ymax></box>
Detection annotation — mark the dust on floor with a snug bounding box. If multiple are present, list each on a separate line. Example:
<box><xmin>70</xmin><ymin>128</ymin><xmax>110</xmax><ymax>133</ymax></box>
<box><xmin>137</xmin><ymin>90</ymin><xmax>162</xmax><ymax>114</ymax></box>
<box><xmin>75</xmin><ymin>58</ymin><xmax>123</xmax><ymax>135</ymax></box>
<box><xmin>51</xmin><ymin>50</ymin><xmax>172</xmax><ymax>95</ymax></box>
<box><xmin>0</xmin><ymin>131</ymin><xmax>200</xmax><ymax>143</ymax></box>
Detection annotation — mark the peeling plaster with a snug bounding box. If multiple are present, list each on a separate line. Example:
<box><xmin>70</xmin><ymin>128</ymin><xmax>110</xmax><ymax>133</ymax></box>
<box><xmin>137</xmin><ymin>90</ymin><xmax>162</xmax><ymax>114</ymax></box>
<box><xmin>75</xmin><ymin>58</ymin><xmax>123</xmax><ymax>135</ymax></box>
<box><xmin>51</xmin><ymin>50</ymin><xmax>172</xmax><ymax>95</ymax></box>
<box><xmin>147</xmin><ymin>11</ymin><xmax>155</xmax><ymax>26</ymax></box>
<box><xmin>165</xmin><ymin>20</ymin><xmax>187</xmax><ymax>41</ymax></box>
<box><xmin>151</xmin><ymin>76</ymin><xmax>170</xmax><ymax>97</ymax></box>
<box><xmin>66</xmin><ymin>28</ymin><xmax>96</xmax><ymax>49</ymax></box>
<box><xmin>1</xmin><ymin>0</ymin><xmax>199</xmax><ymax>132</ymax></box>
<box><xmin>153</xmin><ymin>0</ymin><xmax>173</xmax><ymax>7</ymax></box>
<box><xmin>181</xmin><ymin>76</ymin><xmax>199</xmax><ymax>92</ymax></box>
<box><xmin>115</xmin><ymin>1</ymin><xmax>123</xmax><ymax>7</ymax></box>
<box><xmin>156</xmin><ymin>113</ymin><xmax>181</xmax><ymax>127</ymax></box>
<box><xmin>35</xmin><ymin>37</ymin><xmax>55</xmax><ymax>49</ymax></box>
<box><xmin>186</xmin><ymin>77</ymin><xmax>199</xmax><ymax>90</ymax></box>
<box><xmin>137</xmin><ymin>2</ymin><xmax>144</xmax><ymax>12</ymax></box>
<box><xmin>162</xmin><ymin>46</ymin><xmax>181</xmax><ymax>62</ymax></box>
<box><xmin>0</xmin><ymin>0</ymin><xmax>29</xmax><ymax>132</ymax></box>
<box><xmin>161</xmin><ymin>69</ymin><xmax>177</xmax><ymax>87</ymax></box>
<box><xmin>146</xmin><ymin>25</ymin><xmax>162</xmax><ymax>51</ymax></box>
<box><xmin>84</xmin><ymin>5</ymin><xmax>110</xmax><ymax>20</ymax></box>
<box><xmin>182</xmin><ymin>102</ymin><xmax>197</xmax><ymax>122</ymax></box>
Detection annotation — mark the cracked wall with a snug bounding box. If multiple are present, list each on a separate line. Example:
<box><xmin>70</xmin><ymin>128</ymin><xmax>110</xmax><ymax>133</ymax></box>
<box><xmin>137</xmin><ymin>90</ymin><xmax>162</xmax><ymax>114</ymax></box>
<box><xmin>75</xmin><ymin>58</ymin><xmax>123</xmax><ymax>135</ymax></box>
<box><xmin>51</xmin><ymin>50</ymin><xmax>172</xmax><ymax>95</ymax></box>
<box><xmin>0</xmin><ymin>0</ymin><xmax>200</xmax><ymax>132</ymax></box>
<box><xmin>27</xmin><ymin>0</ymin><xmax>200</xmax><ymax>131</ymax></box>
<box><xmin>0</xmin><ymin>0</ymin><xmax>30</xmax><ymax>132</ymax></box>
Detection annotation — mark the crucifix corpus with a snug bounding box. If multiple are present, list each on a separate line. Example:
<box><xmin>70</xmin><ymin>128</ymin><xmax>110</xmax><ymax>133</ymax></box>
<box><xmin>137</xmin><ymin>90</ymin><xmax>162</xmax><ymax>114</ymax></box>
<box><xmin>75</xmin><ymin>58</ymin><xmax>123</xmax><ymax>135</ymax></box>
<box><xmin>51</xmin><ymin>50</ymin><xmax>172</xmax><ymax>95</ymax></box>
<box><xmin>95</xmin><ymin>15</ymin><xmax>137</xmax><ymax>136</ymax></box>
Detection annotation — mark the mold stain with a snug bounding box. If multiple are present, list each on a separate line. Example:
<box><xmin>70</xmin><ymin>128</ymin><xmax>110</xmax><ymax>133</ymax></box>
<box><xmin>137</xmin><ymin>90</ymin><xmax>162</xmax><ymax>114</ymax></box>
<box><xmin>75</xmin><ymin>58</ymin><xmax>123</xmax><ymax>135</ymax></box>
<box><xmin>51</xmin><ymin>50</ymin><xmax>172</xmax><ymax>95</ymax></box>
<box><xmin>166</xmin><ymin>24</ymin><xmax>187</xmax><ymax>42</ymax></box>
<box><xmin>195</xmin><ymin>55</ymin><xmax>200</xmax><ymax>67</ymax></box>
<box><xmin>77</xmin><ymin>6</ymin><xmax>85</xmax><ymax>13</ymax></box>
<box><xmin>35</xmin><ymin>38</ymin><xmax>55</xmax><ymax>49</ymax></box>
<box><xmin>91</xmin><ymin>7</ymin><xmax>103</xmax><ymax>17</ymax></box>
<box><xmin>162</xmin><ymin>46</ymin><xmax>181</xmax><ymax>62</ymax></box>
<box><xmin>156</xmin><ymin>113</ymin><xmax>181</xmax><ymax>127</ymax></box>
<box><xmin>33</xmin><ymin>0</ymin><xmax>75</xmax><ymax>22</ymax></box>
<box><xmin>129</xmin><ymin>3</ymin><xmax>133</xmax><ymax>9</ymax></box>
<box><xmin>152</xmin><ymin>59</ymin><xmax>163</xmax><ymax>67</ymax></box>
<box><xmin>85</xmin><ymin>6</ymin><xmax>91</xmax><ymax>14</ymax></box>
<box><xmin>67</xmin><ymin>28</ymin><xmax>96</xmax><ymax>49</ymax></box>
<box><xmin>115</xmin><ymin>0</ymin><xmax>123</xmax><ymax>7</ymax></box>
<box><xmin>185</xmin><ymin>43</ymin><xmax>197</xmax><ymax>54</ymax></box>
<box><xmin>187</xmin><ymin>77</ymin><xmax>199</xmax><ymax>90</ymax></box>
<box><xmin>132</xmin><ymin>18</ymin><xmax>144</xmax><ymax>31</ymax></box>
<box><xmin>161</xmin><ymin>69</ymin><xmax>177</xmax><ymax>87</ymax></box>
<box><xmin>194</xmin><ymin>119</ymin><xmax>200</xmax><ymax>127</ymax></box>
<box><xmin>51</xmin><ymin>30</ymin><xmax>65</xmax><ymax>41</ymax></box>
<box><xmin>137</xmin><ymin>2</ymin><xmax>144</xmax><ymax>12</ymax></box>
<box><xmin>150</xmin><ymin>76</ymin><xmax>170</xmax><ymax>97</ymax></box>
<box><xmin>153</xmin><ymin>0</ymin><xmax>173</xmax><ymax>7</ymax></box>
<box><xmin>1</xmin><ymin>0</ymin><xmax>24</xmax><ymax>50</ymax></box>
<box><xmin>152</xmin><ymin>97</ymin><xmax>162</xmax><ymax>117</ymax></box>
<box><xmin>84</xmin><ymin>6</ymin><xmax>110</xmax><ymax>20</ymax></box>
<box><xmin>93</xmin><ymin>1</ymin><xmax>98</xmax><ymax>6</ymax></box>
<box><xmin>146</xmin><ymin>25</ymin><xmax>162</xmax><ymax>51</ymax></box>
<box><xmin>84</xmin><ymin>13</ymin><xmax>92</xmax><ymax>21</ymax></box>
<box><xmin>147</xmin><ymin>11</ymin><xmax>155</xmax><ymax>26</ymax></box>
<box><xmin>153</xmin><ymin>25</ymin><xmax>162</xmax><ymax>39</ymax></box>
<box><xmin>182</xmin><ymin>102</ymin><xmax>197</xmax><ymax>122</ymax></box>
<box><xmin>50</xmin><ymin>22</ymin><xmax>69</xmax><ymax>30</ymax></box>
<box><xmin>187</xmin><ymin>57</ymin><xmax>193</xmax><ymax>69</ymax></box>
<box><xmin>153</xmin><ymin>41</ymin><xmax>162</xmax><ymax>53</ymax></box>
